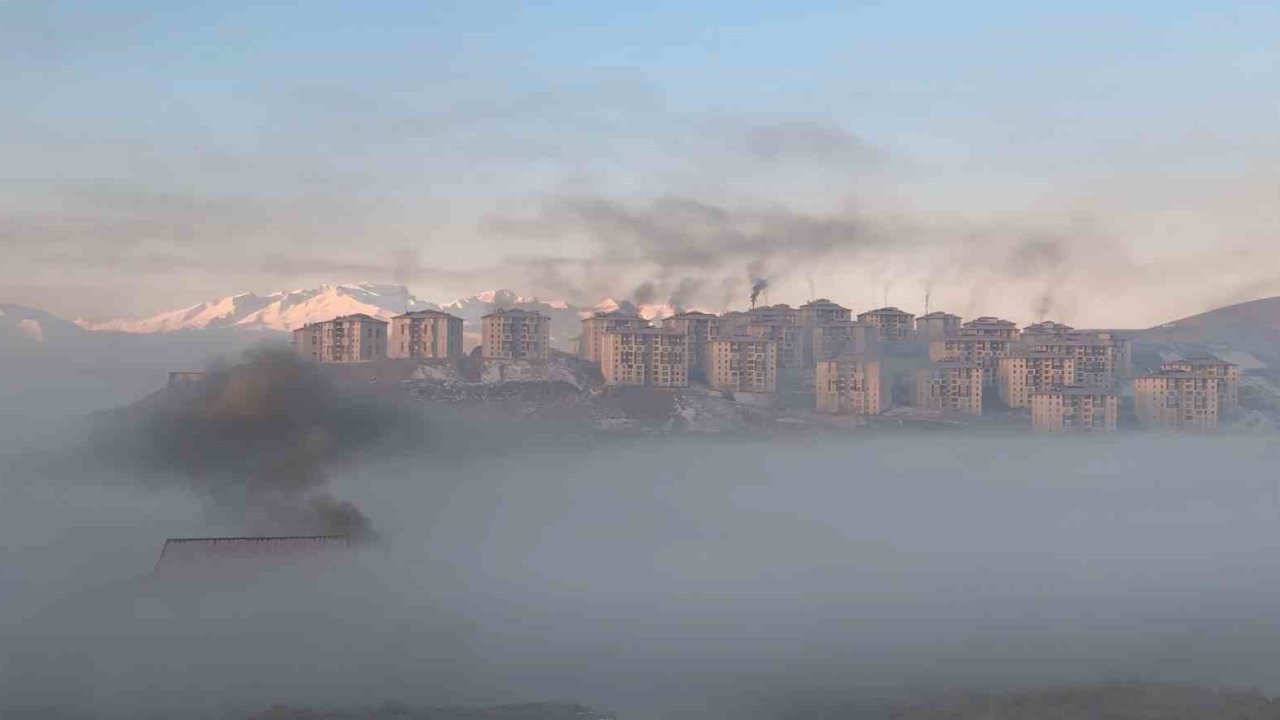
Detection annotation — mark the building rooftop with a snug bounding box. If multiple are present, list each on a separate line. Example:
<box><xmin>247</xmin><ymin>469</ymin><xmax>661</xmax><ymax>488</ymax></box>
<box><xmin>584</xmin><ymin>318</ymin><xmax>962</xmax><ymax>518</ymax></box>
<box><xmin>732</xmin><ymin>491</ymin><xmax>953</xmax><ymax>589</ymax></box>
<box><xmin>964</xmin><ymin>316</ymin><xmax>1017</xmax><ymax>328</ymax></box>
<box><xmin>918</xmin><ymin>311</ymin><xmax>961</xmax><ymax>320</ymax></box>
<box><xmin>391</xmin><ymin>309</ymin><xmax>461</xmax><ymax>320</ymax></box>
<box><xmin>1163</xmin><ymin>355</ymin><xmax>1237</xmax><ymax>368</ymax></box>
<box><xmin>482</xmin><ymin>308</ymin><xmax>547</xmax><ymax>319</ymax></box>
<box><xmin>153</xmin><ymin>535</ymin><xmax>352</xmax><ymax>573</ymax></box>
<box><xmin>859</xmin><ymin>306</ymin><xmax>912</xmax><ymax>315</ymax></box>
<box><xmin>328</xmin><ymin>313</ymin><xmax>388</xmax><ymax>324</ymax></box>
<box><xmin>587</xmin><ymin>309</ymin><xmax>643</xmax><ymax>319</ymax></box>
<box><xmin>666</xmin><ymin>310</ymin><xmax>718</xmax><ymax>318</ymax></box>
<box><xmin>799</xmin><ymin>298</ymin><xmax>848</xmax><ymax>309</ymax></box>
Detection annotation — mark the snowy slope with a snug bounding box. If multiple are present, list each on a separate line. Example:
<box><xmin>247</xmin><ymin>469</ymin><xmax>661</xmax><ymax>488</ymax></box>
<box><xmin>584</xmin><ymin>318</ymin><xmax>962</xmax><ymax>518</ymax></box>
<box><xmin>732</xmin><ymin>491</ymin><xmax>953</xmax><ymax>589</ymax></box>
<box><xmin>77</xmin><ymin>283</ymin><xmax>438</xmax><ymax>333</ymax></box>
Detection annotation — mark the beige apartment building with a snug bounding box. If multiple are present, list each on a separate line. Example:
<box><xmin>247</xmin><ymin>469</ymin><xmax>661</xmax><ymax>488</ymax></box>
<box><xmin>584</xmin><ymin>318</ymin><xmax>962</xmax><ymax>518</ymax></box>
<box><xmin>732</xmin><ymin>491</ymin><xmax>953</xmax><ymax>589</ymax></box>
<box><xmin>1160</xmin><ymin>356</ymin><xmax>1238</xmax><ymax>409</ymax></box>
<box><xmin>961</xmin><ymin>316</ymin><xmax>1020</xmax><ymax>341</ymax></box>
<box><xmin>914</xmin><ymin>360</ymin><xmax>984</xmax><ymax>415</ymax></box>
<box><xmin>600</xmin><ymin>328</ymin><xmax>689</xmax><ymax>388</ymax></box>
<box><xmin>663</xmin><ymin>311</ymin><xmax>719</xmax><ymax>376</ymax></box>
<box><xmin>857</xmin><ymin>307</ymin><xmax>916</xmax><ymax>342</ymax></box>
<box><xmin>916</xmin><ymin>311</ymin><xmax>961</xmax><ymax>342</ymax></box>
<box><xmin>291</xmin><ymin>313</ymin><xmax>388</xmax><ymax>363</ymax></box>
<box><xmin>816</xmin><ymin>356</ymin><xmax>891</xmax><ymax>415</ymax></box>
<box><xmin>580</xmin><ymin>310</ymin><xmax>650</xmax><ymax>363</ymax></box>
<box><xmin>481</xmin><ymin>309</ymin><xmax>550</xmax><ymax>360</ymax></box>
<box><xmin>1020</xmin><ymin>335</ymin><xmax>1122</xmax><ymax>388</ymax></box>
<box><xmin>389</xmin><ymin>310</ymin><xmax>464</xmax><ymax>360</ymax></box>
<box><xmin>929</xmin><ymin>335</ymin><xmax>1014</xmax><ymax>387</ymax></box>
<box><xmin>1133</xmin><ymin>370</ymin><xmax>1221</xmax><ymax>431</ymax></box>
<box><xmin>807</xmin><ymin>321</ymin><xmax>878</xmax><ymax>365</ymax></box>
<box><xmin>746</xmin><ymin>303</ymin><xmax>800</xmax><ymax>325</ymax></box>
<box><xmin>798</xmin><ymin>298</ymin><xmax>852</xmax><ymax>326</ymax></box>
<box><xmin>997</xmin><ymin>353</ymin><xmax>1077</xmax><ymax>409</ymax></box>
<box><xmin>1031</xmin><ymin>387</ymin><xmax>1118</xmax><ymax>433</ymax></box>
<box><xmin>744</xmin><ymin>320</ymin><xmax>805</xmax><ymax>371</ymax></box>
<box><xmin>707</xmin><ymin>335</ymin><xmax>778</xmax><ymax>394</ymax></box>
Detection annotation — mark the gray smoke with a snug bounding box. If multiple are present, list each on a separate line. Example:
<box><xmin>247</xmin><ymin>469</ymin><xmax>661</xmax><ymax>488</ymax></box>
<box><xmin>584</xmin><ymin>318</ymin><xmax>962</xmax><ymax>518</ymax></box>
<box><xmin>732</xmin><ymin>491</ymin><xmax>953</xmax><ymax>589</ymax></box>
<box><xmin>750</xmin><ymin>277</ymin><xmax>769</xmax><ymax>307</ymax></box>
<box><xmin>86</xmin><ymin>346</ymin><xmax>418</xmax><ymax>539</ymax></box>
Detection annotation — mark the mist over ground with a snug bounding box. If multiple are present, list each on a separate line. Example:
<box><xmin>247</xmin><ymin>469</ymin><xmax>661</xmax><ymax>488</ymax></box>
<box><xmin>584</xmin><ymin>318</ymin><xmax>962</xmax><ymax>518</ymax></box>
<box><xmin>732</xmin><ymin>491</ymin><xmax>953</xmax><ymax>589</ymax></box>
<box><xmin>5</xmin><ymin>390</ymin><xmax>1280</xmax><ymax>718</ymax></box>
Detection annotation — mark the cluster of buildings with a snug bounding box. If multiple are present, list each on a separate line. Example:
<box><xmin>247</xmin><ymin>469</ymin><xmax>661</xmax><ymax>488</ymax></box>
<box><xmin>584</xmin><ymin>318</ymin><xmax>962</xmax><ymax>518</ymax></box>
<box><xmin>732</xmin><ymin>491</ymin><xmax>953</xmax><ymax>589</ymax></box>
<box><xmin>291</xmin><ymin>298</ymin><xmax>1242</xmax><ymax>434</ymax></box>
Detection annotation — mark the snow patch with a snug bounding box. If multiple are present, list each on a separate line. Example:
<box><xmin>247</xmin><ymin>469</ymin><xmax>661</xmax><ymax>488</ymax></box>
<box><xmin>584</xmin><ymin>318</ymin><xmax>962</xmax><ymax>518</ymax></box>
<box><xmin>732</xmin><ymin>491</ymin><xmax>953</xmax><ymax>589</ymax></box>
<box><xmin>17</xmin><ymin>318</ymin><xmax>44</xmax><ymax>342</ymax></box>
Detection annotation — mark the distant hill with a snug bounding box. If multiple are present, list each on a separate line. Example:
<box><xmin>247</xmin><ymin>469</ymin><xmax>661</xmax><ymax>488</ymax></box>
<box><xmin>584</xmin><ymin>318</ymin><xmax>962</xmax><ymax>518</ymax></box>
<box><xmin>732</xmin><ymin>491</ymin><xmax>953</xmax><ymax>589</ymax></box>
<box><xmin>1138</xmin><ymin>295</ymin><xmax>1280</xmax><ymax>362</ymax></box>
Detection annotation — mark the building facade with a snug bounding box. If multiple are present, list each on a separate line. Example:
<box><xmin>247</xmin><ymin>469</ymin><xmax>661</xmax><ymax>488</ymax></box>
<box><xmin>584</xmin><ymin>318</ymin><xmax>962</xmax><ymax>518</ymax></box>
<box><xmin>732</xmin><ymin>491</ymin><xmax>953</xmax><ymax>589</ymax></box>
<box><xmin>960</xmin><ymin>316</ymin><xmax>1021</xmax><ymax>341</ymax></box>
<box><xmin>997</xmin><ymin>353</ymin><xmax>1077</xmax><ymax>409</ymax></box>
<box><xmin>580</xmin><ymin>310</ymin><xmax>650</xmax><ymax>363</ymax></box>
<box><xmin>1133</xmin><ymin>370</ymin><xmax>1221</xmax><ymax>431</ymax></box>
<box><xmin>707</xmin><ymin>335</ymin><xmax>778</xmax><ymax>394</ymax></box>
<box><xmin>1160</xmin><ymin>356</ymin><xmax>1239</xmax><ymax>409</ymax></box>
<box><xmin>600</xmin><ymin>329</ymin><xmax>690</xmax><ymax>388</ymax></box>
<box><xmin>1030</xmin><ymin>387</ymin><xmax>1118</xmax><ymax>432</ymax></box>
<box><xmin>915</xmin><ymin>311</ymin><xmax>961</xmax><ymax>342</ymax></box>
<box><xmin>929</xmin><ymin>335</ymin><xmax>1014</xmax><ymax>387</ymax></box>
<box><xmin>816</xmin><ymin>356</ymin><xmax>891</xmax><ymax>415</ymax></box>
<box><xmin>914</xmin><ymin>361</ymin><xmax>984</xmax><ymax>415</ymax></box>
<box><xmin>481</xmin><ymin>309</ymin><xmax>550</xmax><ymax>360</ymax></box>
<box><xmin>857</xmin><ymin>307</ymin><xmax>916</xmax><ymax>342</ymax></box>
<box><xmin>806</xmin><ymin>321</ymin><xmax>878</xmax><ymax>365</ymax></box>
<box><xmin>744</xmin><ymin>320</ymin><xmax>805</xmax><ymax>371</ymax></box>
<box><xmin>663</xmin><ymin>311</ymin><xmax>720</xmax><ymax>377</ymax></box>
<box><xmin>389</xmin><ymin>310</ymin><xmax>464</xmax><ymax>360</ymax></box>
<box><xmin>1019</xmin><ymin>335</ymin><xmax>1123</xmax><ymax>388</ymax></box>
<box><xmin>798</xmin><ymin>298</ymin><xmax>852</xmax><ymax>326</ymax></box>
<box><xmin>291</xmin><ymin>313</ymin><xmax>388</xmax><ymax>363</ymax></box>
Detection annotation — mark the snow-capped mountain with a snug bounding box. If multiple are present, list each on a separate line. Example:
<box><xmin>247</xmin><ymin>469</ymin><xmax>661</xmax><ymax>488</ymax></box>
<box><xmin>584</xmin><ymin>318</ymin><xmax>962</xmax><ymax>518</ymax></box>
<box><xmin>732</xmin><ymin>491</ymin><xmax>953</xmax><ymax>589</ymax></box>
<box><xmin>77</xmin><ymin>283</ymin><xmax>438</xmax><ymax>333</ymax></box>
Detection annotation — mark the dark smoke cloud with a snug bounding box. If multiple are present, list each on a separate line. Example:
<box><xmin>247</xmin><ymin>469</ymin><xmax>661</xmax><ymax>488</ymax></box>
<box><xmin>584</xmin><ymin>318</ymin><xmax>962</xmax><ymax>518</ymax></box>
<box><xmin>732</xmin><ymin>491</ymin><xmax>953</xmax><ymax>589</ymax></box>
<box><xmin>87</xmin><ymin>347</ymin><xmax>419</xmax><ymax>539</ymax></box>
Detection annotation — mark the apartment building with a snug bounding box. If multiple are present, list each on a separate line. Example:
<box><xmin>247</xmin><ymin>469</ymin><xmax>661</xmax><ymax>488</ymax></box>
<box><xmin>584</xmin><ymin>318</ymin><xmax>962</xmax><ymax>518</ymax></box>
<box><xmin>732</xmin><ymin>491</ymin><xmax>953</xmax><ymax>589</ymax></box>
<box><xmin>291</xmin><ymin>313</ymin><xmax>388</xmax><ymax>363</ymax></box>
<box><xmin>600</xmin><ymin>328</ymin><xmax>690</xmax><ymax>388</ymax></box>
<box><xmin>663</xmin><ymin>311</ymin><xmax>719</xmax><ymax>376</ymax></box>
<box><xmin>816</xmin><ymin>356</ymin><xmax>891</xmax><ymax>415</ymax></box>
<box><xmin>1133</xmin><ymin>370</ymin><xmax>1221</xmax><ymax>431</ymax></box>
<box><xmin>857</xmin><ymin>307</ymin><xmax>916</xmax><ymax>342</ymax></box>
<box><xmin>580</xmin><ymin>310</ymin><xmax>650</xmax><ymax>363</ymax></box>
<box><xmin>929</xmin><ymin>335</ymin><xmax>1014</xmax><ymax>387</ymax></box>
<box><xmin>389</xmin><ymin>310</ymin><xmax>464</xmax><ymax>360</ymax></box>
<box><xmin>807</xmin><ymin>321</ymin><xmax>878</xmax><ymax>365</ymax></box>
<box><xmin>1020</xmin><ymin>334</ymin><xmax>1123</xmax><ymax>388</ymax></box>
<box><xmin>1031</xmin><ymin>387</ymin><xmax>1118</xmax><ymax>433</ymax></box>
<box><xmin>744</xmin><ymin>320</ymin><xmax>805</xmax><ymax>371</ymax></box>
<box><xmin>961</xmin><ymin>316</ymin><xmax>1020</xmax><ymax>341</ymax></box>
<box><xmin>996</xmin><ymin>353</ymin><xmax>1077</xmax><ymax>409</ymax></box>
<box><xmin>481</xmin><ymin>309</ymin><xmax>550</xmax><ymax>360</ymax></box>
<box><xmin>1160</xmin><ymin>356</ymin><xmax>1237</xmax><ymax>409</ymax></box>
<box><xmin>746</xmin><ymin>303</ymin><xmax>800</xmax><ymax>325</ymax></box>
<box><xmin>707</xmin><ymin>335</ymin><xmax>778</xmax><ymax>394</ymax></box>
<box><xmin>916</xmin><ymin>311</ymin><xmax>961</xmax><ymax>342</ymax></box>
<box><xmin>798</xmin><ymin>298</ymin><xmax>852</xmax><ymax>326</ymax></box>
<box><xmin>914</xmin><ymin>360</ymin><xmax>984</xmax><ymax>415</ymax></box>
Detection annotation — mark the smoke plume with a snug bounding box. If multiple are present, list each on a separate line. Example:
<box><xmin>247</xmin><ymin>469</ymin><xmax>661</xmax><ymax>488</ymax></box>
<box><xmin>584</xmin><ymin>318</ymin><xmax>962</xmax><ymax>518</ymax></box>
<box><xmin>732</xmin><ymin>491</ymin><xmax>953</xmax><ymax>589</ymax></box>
<box><xmin>750</xmin><ymin>277</ymin><xmax>769</xmax><ymax>308</ymax></box>
<box><xmin>89</xmin><ymin>346</ymin><xmax>417</xmax><ymax>539</ymax></box>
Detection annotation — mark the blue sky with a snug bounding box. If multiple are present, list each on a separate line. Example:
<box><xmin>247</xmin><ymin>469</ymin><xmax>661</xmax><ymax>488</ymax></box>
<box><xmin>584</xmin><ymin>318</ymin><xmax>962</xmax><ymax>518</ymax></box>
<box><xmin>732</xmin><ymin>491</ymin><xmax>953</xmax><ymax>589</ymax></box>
<box><xmin>3</xmin><ymin>1</ymin><xmax>1278</xmax><ymax>324</ymax></box>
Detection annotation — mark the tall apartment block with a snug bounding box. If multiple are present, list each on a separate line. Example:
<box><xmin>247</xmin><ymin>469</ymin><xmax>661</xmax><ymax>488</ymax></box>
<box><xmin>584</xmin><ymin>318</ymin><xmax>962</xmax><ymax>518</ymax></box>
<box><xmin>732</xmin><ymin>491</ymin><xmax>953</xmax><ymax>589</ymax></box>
<box><xmin>389</xmin><ymin>310</ymin><xmax>463</xmax><ymax>360</ymax></box>
<box><xmin>929</xmin><ymin>335</ymin><xmax>1014</xmax><ymax>387</ymax></box>
<box><xmin>798</xmin><ymin>298</ymin><xmax>852</xmax><ymax>326</ymax></box>
<box><xmin>481</xmin><ymin>309</ymin><xmax>550</xmax><ymax>360</ymax></box>
<box><xmin>292</xmin><ymin>313</ymin><xmax>388</xmax><ymax>363</ymax></box>
<box><xmin>600</xmin><ymin>328</ymin><xmax>690</xmax><ymax>388</ymax></box>
<box><xmin>1020</xmin><ymin>334</ymin><xmax>1123</xmax><ymax>388</ymax></box>
<box><xmin>1133</xmin><ymin>370</ymin><xmax>1221</xmax><ymax>431</ymax></box>
<box><xmin>744</xmin><ymin>320</ymin><xmax>805</xmax><ymax>371</ymax></box>
<box><xmin>807</xmin><ymin>321</ymin><xmax>878</xmax><ymax>365</ymax></box>
<box><xmin>961</xmin><ymin>316</ymin><xmax>1021</xmax><ymax>341</ymax></box>
<box><xmin>857</xmin><ymin>307</ymin><xmax>916</xmax><ymax>342</ymax></box>
<box><xmin>816</xmin><ymin>356</ymin><xmax>891</xmax><ymax>415</ymax></box>
<box><xmin>707</xmin><ymin>335</ymin><xmax>778</xmax><ymax>394</ymax></box>
<box><xmin>580</xmin><ymin>310</ymin><xmax>650</xmax><ymax>363</ymax></box>
<box><xmin>1031</xmin><ymin>387</ymin><xmax>1118</xmax><ymax>432</ymax></box>
<box><xmin>996</xmin><ymin>353</ymin><xmax>1077</xmax><ymax>408</ymax></box>
<box><xmin>663</xmin><ymin>311</ymin><xmax>719</xmax><ymax>377</ymax></box>
<box><xmin>1160</xmin><ymin>356</ymin><xmax>1238</xmax><ymax>409</ymax></box>
<box><xmin>914</xmin><ymin>360</ymin><xmax>984</xmax><ymax>415</ymax></box>
<box><xmin>916</xmin><ymin>311</ymin><xmax>961</xmax><ymax>342</ymax></box>
<box><xmin>746</xmin><ymin>303</ymin><xmax>800</xmax><ymax>325</ymax></box>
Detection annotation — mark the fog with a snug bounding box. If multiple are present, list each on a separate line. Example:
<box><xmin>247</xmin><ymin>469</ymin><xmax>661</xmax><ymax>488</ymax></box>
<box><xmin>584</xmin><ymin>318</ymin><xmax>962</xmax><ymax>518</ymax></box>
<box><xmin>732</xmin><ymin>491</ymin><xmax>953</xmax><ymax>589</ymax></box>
<box><xmin>5</xmin><ymin>399</ymin><xmax>1280</xmax><ymax>718</ymax></box>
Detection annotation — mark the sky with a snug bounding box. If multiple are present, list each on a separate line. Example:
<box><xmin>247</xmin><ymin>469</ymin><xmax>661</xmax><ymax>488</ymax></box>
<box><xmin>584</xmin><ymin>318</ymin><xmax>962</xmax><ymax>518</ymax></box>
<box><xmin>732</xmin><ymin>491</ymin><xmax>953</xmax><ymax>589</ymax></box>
<box><xmin>2</xmin><ymin>1</ymin><xmax>1278</xmax><ymax>326</ymax></box>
